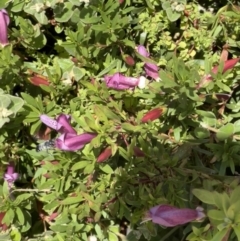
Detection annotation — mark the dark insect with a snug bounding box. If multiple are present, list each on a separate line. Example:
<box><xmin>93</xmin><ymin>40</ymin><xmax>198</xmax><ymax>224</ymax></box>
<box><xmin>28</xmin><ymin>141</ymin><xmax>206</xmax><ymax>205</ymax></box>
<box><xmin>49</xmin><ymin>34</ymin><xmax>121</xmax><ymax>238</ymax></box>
<box><xmin>33</xmin><ymin>125</ymin><xmax>55</xmax><ymax>152</ymax></box>
<box><xmin>36</xmin><ymin>139</ymin><xmax>55</xmax><ymax>152</ymax></box>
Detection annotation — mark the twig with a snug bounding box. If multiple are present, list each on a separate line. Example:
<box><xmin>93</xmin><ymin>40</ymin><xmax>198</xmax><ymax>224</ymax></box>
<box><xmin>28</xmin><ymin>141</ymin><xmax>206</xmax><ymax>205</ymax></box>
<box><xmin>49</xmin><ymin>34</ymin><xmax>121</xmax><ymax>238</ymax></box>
<box><xmin>12</xmin><ymin>188</ymin><xmax>52</xmax><ymax>193</ymax></box>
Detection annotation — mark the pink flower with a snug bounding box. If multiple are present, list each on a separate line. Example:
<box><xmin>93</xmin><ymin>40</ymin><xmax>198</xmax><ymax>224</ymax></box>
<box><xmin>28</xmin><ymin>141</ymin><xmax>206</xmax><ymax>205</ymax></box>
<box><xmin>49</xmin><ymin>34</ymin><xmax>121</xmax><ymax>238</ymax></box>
<box><xmin>4</xmin><ymin>162</ymin><xmax>18</xmax><ymax>188</ymax></box>
<box><xmin>137</xmin><ymin>45</ymin><xmax>150</xmax><ymax>57</ymax></box>
<box><xmin>40</xmin><ymin>114</ymin><xmax>77</xmax><ymax>135</ymax></box>
<box><xmin>40</xmin><ymin>114</ymin><xmax>98</xmax><ymax>152</ymax></box>
<box><xmin>0</xmin><ymin>9</ymin><xmax>10</xmax><ymax>46</ymax></box>
<box><xmin>147</xmin><ymin>204</ymin><xmax>205</xmax><ymax>227</ymax></box>
<box><xmin>137</xmin><ymin>45</ymin><xmax>160</xmax><ymax>81</ymax></box>
<box><xmin>104</xmin><ymin>73</ymin><xmax>146</xmax><ymax>90</ymax></box>
<box><xmin>55</xmin><ymin>133</ymin><xmax>97</xmax><ymax>151</ymax></box>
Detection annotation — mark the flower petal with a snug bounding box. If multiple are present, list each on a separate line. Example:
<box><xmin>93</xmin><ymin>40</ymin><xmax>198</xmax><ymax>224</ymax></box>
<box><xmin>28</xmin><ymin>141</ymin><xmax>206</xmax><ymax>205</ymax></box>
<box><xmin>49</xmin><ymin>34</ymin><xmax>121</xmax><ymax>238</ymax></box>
<box><xmin>40</xmin><ymin>114</ymin><xmax>76</xmax><ymax>134</ymax></box>
<box><xmin>56</xmin><ymin>133</ymin><xmax>97</xmax><ymax>151</ymax></box>
<box><xmin>0</xmin><ymin>9</ymin><xmax>9</xmax><ymax>45</ymax></box>
<box><xmin>120</xmin><ymin>76</ymin><xmax>139</xmax><ymax>87</ymax></box>
<box><xmin>104</xmin><ymin>73</ymin><xmax>139</xmax><ymax>90</ymax></box>
<box><xmin>144</xmin><ymin>63</ymin><xmax>160</xmax><ymax>81</ymax></box>
<box><xmin>137</xmin><ymin>45</ymin><xmax>150</xmax><ymax>57</ymax></box>
<box><xmin>56</xmin><ymin>114</ymin><xmax>77</xmax><ymax>134</ymax></box>
<box><xmin>6</xmin><ymin>161</ymin><xmax>15</xmax><ymax>175</ymax></box>
<box><xmin>1</xmin><ymin>9</ymin><xmax>9</xmax><ymax>25</ymax></box>
<box><xmin>137</xmin><ymin>45</ymin><xmax>159</xmax><ymax>80</ymax></box>
<box><xmin>138</xmin><ymin>76</ymin><xmax>147</xmax><ymax>89</ymax></box>
<box><xmin>40</xmin><ymin>114</ymin><xmax>58</xmax><ymax>130</ymax></box>
<box><xmin>149</xmin><ymin>204</ymin><xmax>205</xmax><ymax>227</ymax></box>
<box><xmin>4</xmin><ymin>172</ymin><xmax>18</xmax><ymax>183</ymax></box>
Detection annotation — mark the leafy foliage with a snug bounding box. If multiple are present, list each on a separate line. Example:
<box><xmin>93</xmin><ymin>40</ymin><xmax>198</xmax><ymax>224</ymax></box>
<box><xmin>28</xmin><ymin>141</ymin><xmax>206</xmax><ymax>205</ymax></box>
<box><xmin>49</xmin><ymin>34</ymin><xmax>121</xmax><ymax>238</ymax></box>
<box><xmin>1</xmin><ymin>0</ymin><xmax>240</xmax><ymax>240</ymax></box>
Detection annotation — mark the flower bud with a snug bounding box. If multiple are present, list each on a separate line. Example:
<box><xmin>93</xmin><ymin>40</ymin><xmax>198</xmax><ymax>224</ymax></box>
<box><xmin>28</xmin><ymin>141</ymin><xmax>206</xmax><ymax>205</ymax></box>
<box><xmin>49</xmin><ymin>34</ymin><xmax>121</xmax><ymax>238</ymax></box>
<box><xmin>97</xmin><ymin>147</ymin><xmax>112</xmax><ymax>163</ymax></box>
<box><xmin>133</xmin><ymin>146</ymin><xmax>145</xmax><ymax>157</ymax></box>
<box><xmin>29</xmin><ymin>75</ymin><xmax>50</xmax><ymax>86</ymax></box>
<box><xmin>124</xmin><ymin>55</ymin><xmax>135</xmax><ymax>66</ymax></box>
<box><xmin>141</xmin><ymin>107</ymin><xmax>164</xmax><ymax>123</ymax></box>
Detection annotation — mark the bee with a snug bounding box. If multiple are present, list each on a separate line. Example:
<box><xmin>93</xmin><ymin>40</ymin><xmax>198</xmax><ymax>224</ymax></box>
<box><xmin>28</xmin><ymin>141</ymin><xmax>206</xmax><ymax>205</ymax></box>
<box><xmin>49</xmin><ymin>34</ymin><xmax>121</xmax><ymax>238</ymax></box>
<box><xmin>33</xmin><ymin>126</ymin><xmax>54</xmax><ymax>152</ymax></box>
<box><xmin>36</xmin><ymin>139</ymin><xmax>55</xmax><ymax>152</ymax></box>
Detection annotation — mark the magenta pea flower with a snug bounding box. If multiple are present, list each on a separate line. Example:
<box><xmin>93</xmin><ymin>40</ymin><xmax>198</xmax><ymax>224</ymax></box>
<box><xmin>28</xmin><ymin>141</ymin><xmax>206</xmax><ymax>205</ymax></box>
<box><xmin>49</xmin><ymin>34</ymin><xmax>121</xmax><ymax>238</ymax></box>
<box><xmin>145</xmin><ymin>204</ymin><xmax>205</xmax><ymax>227</ymax></box>
<box><xmin>40</xmin><ymin>114</ymin><xmax>97</xmax><ymax>152</ymax></box>
<box><xmin>55</xmin><ymin>133</ymin><xmax>97</xmax><ymax>151</ymax></box>
<box><xmin>40</xmin><ymin>114</ymin><xmax>77</xmax><ymax>135</ymax></box>
<box><xmin>4</xmin><ymin>162</ymin><xmax>18</xmax><ymax>188</ymax></box>
<box><xmin>137</xmin><ymin>45</ymin><xmax>160</xmax><ymax>81</ymax></box>
<box><xmin>104</xmin><ymin>73</ymin><xmax>146</xmax><ymax>90</ymax></box>
<box><xmin>0</xmin><ymin>9</ymin><xmax>10</xmax><ymax>46</ymax></box>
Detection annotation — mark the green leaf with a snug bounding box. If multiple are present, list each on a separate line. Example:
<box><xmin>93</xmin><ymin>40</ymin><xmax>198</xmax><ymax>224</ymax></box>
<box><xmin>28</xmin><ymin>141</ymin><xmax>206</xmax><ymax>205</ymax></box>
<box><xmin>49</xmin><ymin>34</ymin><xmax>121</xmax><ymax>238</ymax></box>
<box><xmin>207</xmin><ymin>210</ymin><xmax>225</xmax><ymax>221</ymax></box>
<box><xmin>211</xmin><ymin>228</ymin><xmax>230</xmax><ymax>241</ymax></box>
<box><xmin>233</xmin><ymin>226</ymin><xmax>240</xmax><ymax>240</ymax></box>
<box><xmin>159</xmin><ymin>71</ymin><xmax>178</xmax><ymax>87</ymax></box>
<box><xmin>95</xmin><ymin>224</ymin><xmax>103</xmax><ymax>238</ymax></box>
<box><xmin>16</xmin><ymin>207</ymin><xmax>25</xmax><ymax>225</ymax></box>
<box><xmin>121</xmin><ymin>123</ymin><xmax>142</xmax><ymax>132</ymax></box>
<box><xmin>11</xmin><ymin>0</ymin><xmax>25</xmax><ymax>12</ymax></box>
<box><xmin>73</xmin><ymin>66</ymin><xmax>85</xmax><ymax>81</ymax></box>
<box><xmin>21</xmin><ymin>211</ymin><xmax>31</xmax><ymax>232</ymax></box>
<box><xmin>216</xmin><ymin>123</ymin><xmax>235</xmax><ymax>141</ymax></box>
<box><xmin>92</xmin><ymin>24</ymin><xmax>108</xmax><ymax>31</ymax></box>
<box><xmin>0</xmin><ymin>118</ymin><xmax>9</xmax><ymax>129</ymax></box>
<box><xmin>194</xmin><ymin>127</ymin><xmax>210</xmax><ymax>139</ymax></box>
<box><xmin>230</xmin><ymin>186</ymin><xmax>240</xmax><ymax>205</ymax></box>
<box><xmin>0</xmin><ymin>0</ymin><xmax>8</xmax><ymax>9</ymax></box>
<box><xmin>166</xmin><ymin>8</ymin><xmax>181</xmax><ymax>22</ymax></box>
<box><xmin>2</xmin><ymin>180</ymin><xmax>9</xmax><ymax>198</ymax></box>
<box><xmin>72</xmin><ymin>161</ymin><xmax>90</xmax><ymax>171</ymax></box>
<box><xmin>61</xmin><ymin>196</ymin><xmax>84</xmax><ymax>205</ymax></box>
<box><xmin>0</xmin><ymin>95</ymin><xmax>11</xmax><ymax>108</ymax></box>
<box><xmin>81</xmin><ymin>16</ymin><xmax>101</xmax><ymax>24</ymax></box>
<box><xmin>21</xmin><ymin>93</ymin><xmax>41</xmax><ymax>111</ymax></box>
<box><xmin>99</xmin><ymin>105</ymin><xmax>121</xmax><ymax>121</ymax></box>
<box><xmin>34</xmin><ymin>11</ymin><xmax>48</xmax><ymax>25</ymax></box>
<box><xmin>108</xmin><ymin>232</ymin><xmax>118</xmax><ymax>241</ymax></box>
<box><xmin>10</xmin><ymin>228</ymin><xmax>22</xmax><ymax>241</ymax></box>
<box><xmin>13</xmin><ymin>194</ymin><xmax>33</xmax><ymax>206</ymax></box>
<box><xmin>145</xmin><ymin>0</ymin><xmax>154</xmax><ymax>10</ymax></box>
<box><xmin>54</xmin><ymin>2</ymin><xmax>74</xmax><ymax>22</ymax></box>
<box><xmin>97</xmin><ymin>60</ymin><xmax>118</xmax><ymax>77</ymax></box>
<box><xmin>197</xmin><ymin>110</ymin><xmax>217</xmax><ymax>127</ymax></box>
<box><xmin>3</xmin><ymin>209</ymin><xmax>15</xmax><ymax>226</ymax></box>
<box><xmin>192</xmin><ymin>189</ymin><xmax>215</xmax><ymax>204</ymax></box>
<box><xmin>100</xmin><ymin>164</ymin><xmax>114</xmax><ymax>174</ymax></box>
<box><xmin>84</xmin><ymin>163</ymin><xmax>95</xmax><ymax>174</ymax></box>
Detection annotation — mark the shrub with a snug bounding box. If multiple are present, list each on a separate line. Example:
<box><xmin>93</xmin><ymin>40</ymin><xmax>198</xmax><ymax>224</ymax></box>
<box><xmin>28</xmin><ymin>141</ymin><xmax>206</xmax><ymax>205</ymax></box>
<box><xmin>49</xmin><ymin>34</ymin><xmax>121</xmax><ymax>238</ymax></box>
<box><xmin>1</xmin><ymin>0</ymin><xmax>240</xmax><ymax>240</ymax></box>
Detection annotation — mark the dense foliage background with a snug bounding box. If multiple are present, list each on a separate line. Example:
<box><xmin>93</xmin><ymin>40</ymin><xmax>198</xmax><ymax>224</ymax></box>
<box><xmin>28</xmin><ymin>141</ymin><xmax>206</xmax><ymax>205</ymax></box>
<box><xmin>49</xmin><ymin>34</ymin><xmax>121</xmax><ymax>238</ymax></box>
<box><xmin>1</xmin><ymin>0</ymin><xmax>240</xmax><ymax>240</ymax></box>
